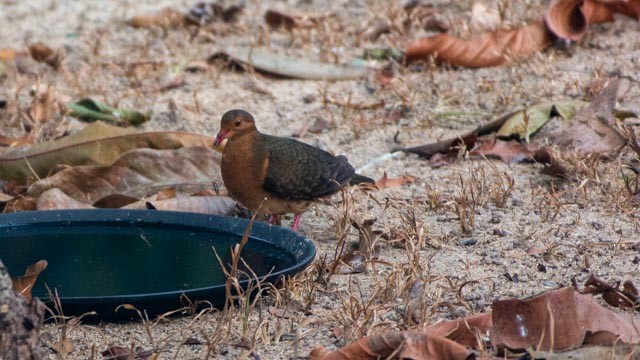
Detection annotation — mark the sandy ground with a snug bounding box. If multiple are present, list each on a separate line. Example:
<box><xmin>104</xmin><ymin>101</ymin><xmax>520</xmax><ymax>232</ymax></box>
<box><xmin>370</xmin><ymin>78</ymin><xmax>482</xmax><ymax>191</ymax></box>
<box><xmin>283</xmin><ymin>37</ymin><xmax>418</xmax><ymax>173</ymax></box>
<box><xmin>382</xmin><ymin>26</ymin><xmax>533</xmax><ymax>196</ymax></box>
<box><xmin>2</xmin><ymin>0</ymin><xmax>640</xmax><ymax>358</ymax></box>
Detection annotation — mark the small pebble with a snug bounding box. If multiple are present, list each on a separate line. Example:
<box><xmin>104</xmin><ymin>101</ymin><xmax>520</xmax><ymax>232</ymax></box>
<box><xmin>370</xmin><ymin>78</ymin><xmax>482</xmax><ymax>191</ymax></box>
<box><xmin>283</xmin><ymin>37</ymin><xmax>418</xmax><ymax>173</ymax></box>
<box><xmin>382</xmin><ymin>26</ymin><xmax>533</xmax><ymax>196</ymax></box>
<box><xmin>537</xmin><ymin>263</ymin><xmax>547</xmax><ymax>272</ymax></box>
<box><xmin>489</xmin><ymin>215</ymin><xmax>501</xmax><ymax>224</ymax></box>
<box><xmin>460</xmin><ymin>238</ymin><xmax>477</xmax><ymax>246</ymax></box>
<box><xmin>492</xmin><ymin>229</ymin><xmax>507</xmax><ymax>237</ymax></box>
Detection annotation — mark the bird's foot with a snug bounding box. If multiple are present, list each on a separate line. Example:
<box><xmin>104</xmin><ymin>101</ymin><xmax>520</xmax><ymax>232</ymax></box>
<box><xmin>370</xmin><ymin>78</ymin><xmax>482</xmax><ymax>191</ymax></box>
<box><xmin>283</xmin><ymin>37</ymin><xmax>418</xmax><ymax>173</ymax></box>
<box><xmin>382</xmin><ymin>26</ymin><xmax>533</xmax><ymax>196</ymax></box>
<box><xmin>292</xmin><ymin>214</ymin><xmax>302</xmax><ymax>232</ymax></box>
<box><xmin>268</xmin><ymin>214</ymin><xmax>278</xmax><ymax>225</ymax></box>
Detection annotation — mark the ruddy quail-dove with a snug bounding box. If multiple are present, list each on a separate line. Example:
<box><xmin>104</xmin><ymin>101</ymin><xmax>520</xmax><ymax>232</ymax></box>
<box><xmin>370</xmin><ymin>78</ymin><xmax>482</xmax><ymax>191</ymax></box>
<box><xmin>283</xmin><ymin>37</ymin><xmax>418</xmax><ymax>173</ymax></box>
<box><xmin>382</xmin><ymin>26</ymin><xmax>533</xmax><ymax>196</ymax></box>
<box><xmin>213</xmin><ymin>109</ymin><xmax>374</xmax><ymax>231</ymax></box>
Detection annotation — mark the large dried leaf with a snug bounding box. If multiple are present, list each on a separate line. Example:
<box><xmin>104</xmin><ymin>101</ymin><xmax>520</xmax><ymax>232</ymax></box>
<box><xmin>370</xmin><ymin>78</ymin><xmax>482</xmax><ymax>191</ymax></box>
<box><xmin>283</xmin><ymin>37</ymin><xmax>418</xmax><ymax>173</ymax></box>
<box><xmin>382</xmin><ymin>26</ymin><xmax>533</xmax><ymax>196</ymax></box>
<box><xmin>11</xmin><ymin>260</ymin><xmax>48</xmax><ymax>302</ymax></box>
<box><xmin>127</xmin><ymin>196</ymin><xmax>236</xmax><ymax>216</ymax></box>
<box><xmin>545</xmin><ymin>0</ymin><xmax>640</xmax><ymax>41</ymax></box>
<box><xmin>0</xmin><ymin>122</ymin><xmax>214</xmax><ymax>183</ymax></box>
<box><xmin>405</xmin><ymin>20</ymin><xmax>552</xmax><ymax>67</ymax></box>
<box><xmin>28</xmin><ymin>147</ymin><xmax>222</xmax><ymax>203</ymax></box>
<box><xmin>311</xmin><ymin>314</ymin><xmax>491</xmax><ymax>360</ymax></box>
<box><xmin>490</xmin><ymin>287</ymin><xmax>640</xmax><ymax>351</ymax></box>
<box><xmin>213</xmin><ymin>47</ymin><xmax>368</xmax><ymax>80</ymax></box>
<box><xmin>497</xmin><ymin>100</ymin><xmax>589</xmax><ymax>139</ymax></box>
<box><xmin>37</xmin><ymin>188</ymin><xmax>94</xmax><ymax>210</ymax></box>
<box><xmin>549</xmin><ymin>79</ymin><xmax>626</xmax><ymax>155</ymax></box>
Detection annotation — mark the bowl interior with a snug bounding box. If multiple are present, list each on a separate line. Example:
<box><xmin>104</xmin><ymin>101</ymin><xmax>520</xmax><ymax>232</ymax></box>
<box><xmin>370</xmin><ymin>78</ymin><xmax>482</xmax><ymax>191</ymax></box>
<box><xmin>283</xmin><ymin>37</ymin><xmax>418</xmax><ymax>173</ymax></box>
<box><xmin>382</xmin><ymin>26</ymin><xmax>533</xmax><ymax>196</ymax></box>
<box><xmin>0</xmin><ymin>210</ymin><xmax>315</xmax><ymax>321</ymax></box>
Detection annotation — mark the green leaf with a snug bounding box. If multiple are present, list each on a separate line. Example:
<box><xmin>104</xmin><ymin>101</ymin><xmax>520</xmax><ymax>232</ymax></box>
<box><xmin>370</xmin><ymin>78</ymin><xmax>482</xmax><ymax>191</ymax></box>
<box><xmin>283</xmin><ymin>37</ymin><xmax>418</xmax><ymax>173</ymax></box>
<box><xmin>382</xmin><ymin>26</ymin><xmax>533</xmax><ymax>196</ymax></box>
<box><xmin>497</xmin><ymin>100</ymin><xmax>588</xmax><ymax>139</ymax></box>
<box><xmin>68</xmin><ymin>98</ymin><xmax>150</xmax><ymax>126</ymax></box>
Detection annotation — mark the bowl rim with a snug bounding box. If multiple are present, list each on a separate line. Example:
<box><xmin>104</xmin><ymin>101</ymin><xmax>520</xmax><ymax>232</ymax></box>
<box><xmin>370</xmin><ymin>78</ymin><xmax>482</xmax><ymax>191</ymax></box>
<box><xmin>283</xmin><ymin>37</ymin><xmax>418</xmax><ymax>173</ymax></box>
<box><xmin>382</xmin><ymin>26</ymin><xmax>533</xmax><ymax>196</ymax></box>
<box><xmin>0</xmin><ymin>209</ymin><xmax>316</xmax><ymax>302</ymax></box>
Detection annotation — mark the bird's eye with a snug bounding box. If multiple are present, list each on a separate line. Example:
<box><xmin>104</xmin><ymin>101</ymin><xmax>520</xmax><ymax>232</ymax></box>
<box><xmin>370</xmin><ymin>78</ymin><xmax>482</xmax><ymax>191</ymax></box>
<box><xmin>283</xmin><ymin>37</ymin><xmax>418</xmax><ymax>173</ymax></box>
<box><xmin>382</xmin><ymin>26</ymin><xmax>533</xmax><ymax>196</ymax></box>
<box><xmin>235</xmin><ymin>120</ymin><xmax>241</xmax><ymax>127</ymax></box>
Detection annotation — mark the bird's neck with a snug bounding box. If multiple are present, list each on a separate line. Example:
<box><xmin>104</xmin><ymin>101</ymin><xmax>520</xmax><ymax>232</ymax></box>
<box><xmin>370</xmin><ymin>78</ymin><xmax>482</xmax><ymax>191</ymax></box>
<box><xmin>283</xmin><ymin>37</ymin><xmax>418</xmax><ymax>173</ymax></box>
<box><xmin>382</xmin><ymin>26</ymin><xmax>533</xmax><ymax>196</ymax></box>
<box><xmin>223</xmin><ymin>131</ymin><xmax>266</xmax><ymax>168</ymax></box>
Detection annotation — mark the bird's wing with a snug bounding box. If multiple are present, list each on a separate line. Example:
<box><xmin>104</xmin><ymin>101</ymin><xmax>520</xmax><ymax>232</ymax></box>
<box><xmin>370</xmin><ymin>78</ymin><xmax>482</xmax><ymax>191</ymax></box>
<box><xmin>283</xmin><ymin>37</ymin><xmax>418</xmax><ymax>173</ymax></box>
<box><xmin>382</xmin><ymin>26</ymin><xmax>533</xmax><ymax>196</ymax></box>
<box><xmin>262</xmin><ymin>135</ymin><xmax>355</xmax><ymax>201</ymax></box>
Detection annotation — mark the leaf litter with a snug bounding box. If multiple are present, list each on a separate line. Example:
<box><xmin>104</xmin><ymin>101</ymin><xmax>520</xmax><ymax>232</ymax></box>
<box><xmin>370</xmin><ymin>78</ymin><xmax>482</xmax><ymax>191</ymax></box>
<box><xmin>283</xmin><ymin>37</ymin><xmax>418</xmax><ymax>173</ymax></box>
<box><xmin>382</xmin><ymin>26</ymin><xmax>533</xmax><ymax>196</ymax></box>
<box><xmin>2</xmin><ymin>0</ymin><xmax>640</xmax><ymax>359</ymax></box>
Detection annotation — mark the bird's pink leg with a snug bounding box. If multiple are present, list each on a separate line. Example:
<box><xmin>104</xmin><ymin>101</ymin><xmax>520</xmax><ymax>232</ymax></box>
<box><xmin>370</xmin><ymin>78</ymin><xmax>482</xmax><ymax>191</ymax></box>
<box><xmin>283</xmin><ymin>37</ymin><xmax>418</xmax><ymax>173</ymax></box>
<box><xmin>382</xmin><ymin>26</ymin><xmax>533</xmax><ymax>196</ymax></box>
<box><xmin>292</xmin><ymin>214</ymin><xmax>302</xmax><ymax>232</ymax></box>
<box><xmin>268</xmin><ymin>215</ymin><xmax>278</xmax><ymax>225</ymax></box>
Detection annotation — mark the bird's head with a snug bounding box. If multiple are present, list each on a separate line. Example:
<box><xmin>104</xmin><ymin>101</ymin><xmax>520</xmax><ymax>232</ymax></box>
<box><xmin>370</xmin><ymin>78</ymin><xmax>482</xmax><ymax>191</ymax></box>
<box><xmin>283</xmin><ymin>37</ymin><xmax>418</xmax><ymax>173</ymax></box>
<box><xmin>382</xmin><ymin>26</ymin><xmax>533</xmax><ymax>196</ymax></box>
<box><xmin>213</xmin><ymin>109</ymin><xmax>257</xmax><ymax>149</ymax></box>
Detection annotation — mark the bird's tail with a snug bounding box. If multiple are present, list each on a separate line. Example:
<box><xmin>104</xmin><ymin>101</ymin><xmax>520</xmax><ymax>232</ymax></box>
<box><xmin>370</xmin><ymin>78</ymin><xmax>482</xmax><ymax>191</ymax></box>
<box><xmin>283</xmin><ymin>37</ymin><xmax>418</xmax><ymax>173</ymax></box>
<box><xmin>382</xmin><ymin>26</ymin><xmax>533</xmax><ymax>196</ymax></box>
<box><xmin>350</xmin><ymin>173</ymin><xmax>375</xmax><ymax>185</ymax></box>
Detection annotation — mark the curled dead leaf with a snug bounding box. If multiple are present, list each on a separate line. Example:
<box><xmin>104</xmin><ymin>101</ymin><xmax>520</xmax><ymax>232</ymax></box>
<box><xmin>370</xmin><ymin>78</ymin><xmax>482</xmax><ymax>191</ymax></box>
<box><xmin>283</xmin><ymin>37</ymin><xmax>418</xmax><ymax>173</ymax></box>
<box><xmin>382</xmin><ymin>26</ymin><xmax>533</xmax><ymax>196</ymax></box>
<box><xmin>405</xmin><ymin>20</ymin><xmax>553</xmax><ymax>67</ymax></box>
<box><xmin>545</xmin><ymin>0</ymin><xmax>640</xmax><ymax>41</ymax></box>
<box><xmin>11</xmin><ymin>260</ymin><xmax>48</xmax><ymax>302</ymax></box>
<box><xmin>583</xmin><ymin>275</ymin><xmax>639</xmax><ymax>309</ymax></box>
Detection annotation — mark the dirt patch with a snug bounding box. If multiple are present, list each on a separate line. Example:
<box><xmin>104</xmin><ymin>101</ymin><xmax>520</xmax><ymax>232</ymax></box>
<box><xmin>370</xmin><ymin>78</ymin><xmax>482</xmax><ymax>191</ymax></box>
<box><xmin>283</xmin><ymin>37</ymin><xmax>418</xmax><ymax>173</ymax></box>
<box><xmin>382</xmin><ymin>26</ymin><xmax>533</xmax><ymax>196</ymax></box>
<box><xmin>1</xmin><ymin>0</ymin><xmax>640</xmax><ymax>358</ymax></box>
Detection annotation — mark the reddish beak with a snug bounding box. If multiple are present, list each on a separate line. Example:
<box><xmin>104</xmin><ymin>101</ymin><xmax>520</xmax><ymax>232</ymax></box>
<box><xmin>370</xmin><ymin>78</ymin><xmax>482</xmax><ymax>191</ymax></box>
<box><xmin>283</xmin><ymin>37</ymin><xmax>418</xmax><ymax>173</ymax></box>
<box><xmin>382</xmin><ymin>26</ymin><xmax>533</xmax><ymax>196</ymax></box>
<box><xmin>213</xmin><ymin>130</ymin><xmax>229</xmax><ymax>148</ymax></box>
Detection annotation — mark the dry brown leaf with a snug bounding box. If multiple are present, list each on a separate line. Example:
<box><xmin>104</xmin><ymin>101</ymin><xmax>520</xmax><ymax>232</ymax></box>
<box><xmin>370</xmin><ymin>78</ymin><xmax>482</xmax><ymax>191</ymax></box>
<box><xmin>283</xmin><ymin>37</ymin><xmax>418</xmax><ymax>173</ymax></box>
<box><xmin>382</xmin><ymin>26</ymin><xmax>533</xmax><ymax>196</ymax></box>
<box><xmin>545</xmin><ymin>0</ymin><xmax>640</xmax><ymax>41</ymax></box>
<box><xmin>549</xmin><ymin>79</ymin><xmax>626</xmax><ymax>155</ymax></box>
<box><xmin>583</xmin><ymin>275</ymin><xmax>639</xmax><ymax>309</ymax></box>
<box><xmin>470</xmin><ymin>138</ymin><xmax>538</xmax><ymax>163</ymax></box>
<box><xmin>135</xmin><ymin>196</ymin><xmax>236</xmax><ymax>216</ymax></box>
<box><xmin>375</xmin><ymin>172</ymin><xmax>417</xmax><ymax>189</ymax></box>
<box><xmin>28</xmin><ymin>42</ymin><xmax>62</xmax><ymax>69</ymax></box>
<box><xmin>127</xmin><ymin>8</ymin><xmax>185</xmax><ymax>29</ymax></box>
<box><xmin>28</xmin><ymin>43</ymin><xmax>53</xmax><ymax>62</ymax></box>
<box><xmin>490</xmin><ymin>286</ymin><xmax>640</xmax><ymax>351</ymax></box>
<box><xmin>11</xmin><ymin>260</ymin><xmax>48</xmax><ymax>302</ymax></box>
<box><xmin>2</xmin><ymin>197</ymin><xmax>37</xmax><ymax>213</ymax></box>
<box><xmin>405</xmin><ymin>20</ymin><xmax>552</xmax><ymax>67</ymax></box>
<box><xmin>0</xmin><ymin>121</ymin><xmax>214</xmax><ymax>183</ymax></box>
<box><xmin>92</xmin><ymin>194</ymin><xmax>140</xmax><ymax>208</ymax></box>
<box><xmin>36</xmin><ymin>188</ymin><xmax>94</xmax><ymax>210</ymax></box>
<box><xmin>28</xmin><ymin>147</ymin><xmax>222</xmax><ymax>203</ymax></box>
<box><xmin>264</xmin><ymin>9</ymin><xmax>321</xmax><ymax>30</ymax></box>
<box><xmin>311</xmin><ymin>314</ymin><xmax>491</xmax><ymax>360</ymax></box>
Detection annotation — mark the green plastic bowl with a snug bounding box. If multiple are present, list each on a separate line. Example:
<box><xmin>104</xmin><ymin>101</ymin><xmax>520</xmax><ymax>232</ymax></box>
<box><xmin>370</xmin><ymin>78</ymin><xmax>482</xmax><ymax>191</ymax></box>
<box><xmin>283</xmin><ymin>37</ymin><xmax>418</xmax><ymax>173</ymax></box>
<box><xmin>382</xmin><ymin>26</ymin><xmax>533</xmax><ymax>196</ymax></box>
<box><xmin>0</xmin><ymin>209</ymin><xmax>315</xmax><ymax>321</ymax></box>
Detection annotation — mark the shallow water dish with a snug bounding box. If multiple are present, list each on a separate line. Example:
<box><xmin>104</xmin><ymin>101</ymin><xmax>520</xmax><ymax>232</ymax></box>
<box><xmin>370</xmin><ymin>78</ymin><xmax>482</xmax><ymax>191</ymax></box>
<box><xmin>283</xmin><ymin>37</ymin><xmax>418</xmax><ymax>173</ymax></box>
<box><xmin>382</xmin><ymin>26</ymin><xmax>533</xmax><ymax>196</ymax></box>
<box><xmin>0</xmin><ymin>209</ymin><xmax>315</xmax><ymax>321</ymax></box>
